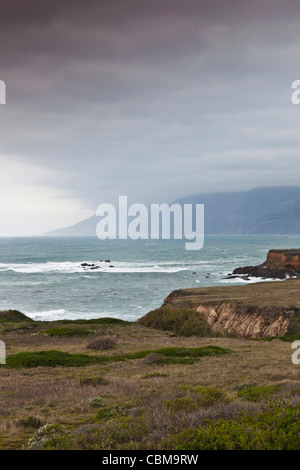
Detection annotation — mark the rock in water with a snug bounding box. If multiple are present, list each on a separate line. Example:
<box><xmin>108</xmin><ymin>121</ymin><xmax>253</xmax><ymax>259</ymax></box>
<box><xmin>233</xmin><ymin>249</ymin><xmax>300</xmax><ymax>279</ymax></box>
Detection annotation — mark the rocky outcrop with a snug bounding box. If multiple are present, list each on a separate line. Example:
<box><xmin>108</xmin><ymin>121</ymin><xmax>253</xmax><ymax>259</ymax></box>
<box><xmin>80</xmin><ymin>260</ymin><xmax>114</xmax><ymax>271</ymax></box>
<box><xmin>160</xmin><ymin>279</ymin><xmax>300</xmax><ymax>338</ymax></box>
<box><xmin>232</xmin><ymin>249</ymin><xmax>300</xmax><ymax>279</ymax></box>
<box><xmin>196</xmin><ymin>303</ymin><xmax>293</xmax><ymax>338</ymax></box>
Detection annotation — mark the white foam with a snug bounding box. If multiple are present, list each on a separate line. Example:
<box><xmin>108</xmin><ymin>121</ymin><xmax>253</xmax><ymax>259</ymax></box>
<box><xmin>0</xmin><ymin>260</ymin><xmax>187</xmax><ymax>274</ymax></box>
<box><xmin>24</xmin><ymin>308</ymin><xmax>66</xmax><ymax>320</ymax></box>
<box><xmin>24</xmin><ymin>309</ymin><xmax>137</xmax><ymax>322</ymax></box>
<box><xmin>220</xmin><ymin>276</ymin><xmax>285</xmax><ymax>284</ymax></box>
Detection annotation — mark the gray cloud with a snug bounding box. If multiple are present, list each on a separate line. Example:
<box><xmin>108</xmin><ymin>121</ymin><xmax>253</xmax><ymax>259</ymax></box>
<box><xmin>0</xmin><ymin>0</ymin><xmax>300</xmax><ymax>234</ymax></box>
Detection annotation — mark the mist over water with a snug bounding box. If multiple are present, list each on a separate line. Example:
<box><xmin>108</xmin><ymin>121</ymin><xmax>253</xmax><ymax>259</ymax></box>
<box><xmin>0</xmin><ymin>235</ymin><xmax>299</xmax><ymax>321</ymax></box>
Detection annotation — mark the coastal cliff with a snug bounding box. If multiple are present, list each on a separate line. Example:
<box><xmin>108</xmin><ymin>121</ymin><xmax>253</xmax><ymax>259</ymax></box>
<box><xmin>232</xmin><ymin>249</ymin><xmax>300</xmax><ymax>279</ymax></box>
<box><xmin>140</xmin><ymin>279</ymin><xmax>300</xmax><ymax>339</ymax></box>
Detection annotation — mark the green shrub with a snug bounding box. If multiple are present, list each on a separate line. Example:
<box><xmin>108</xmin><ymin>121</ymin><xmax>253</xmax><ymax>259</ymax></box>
<box><xmin>165</xmin><ymin>387</ymin><xmax>229</xmax><ymax>412</ymax></box>
<box><xmin>237</xmin><ymin>385</ymin><xmax>281</xmax><ymax>402</ymax></box>
<box><xmin>152</xmin><ymin>346</ymin><xmax>231</xmax><ymax>358</ymax></box>
<box><xmin>164</xmin><ymin>397</ymin><xmax>199</xmax><ymax>413</ymax></box>
<box><xmin>43</xmin><ymin>327</ymin><xmax>93</xmax><ymax>337</ymax></box>
<box><xmin>38</xmin><ymin>417</ymin><xmax>147</xmax><ymax>450</ymax></box>
<box><xmin>88</xmin><ymin>397</ymin><xmax>104</xmax><ymax>407</ymax></box>
<box><xmin>142</xmin><ymin>353</ymin><xmax>167</xmax><ymax>365</ymax></box>
<box><xmin>6</xmin><ymin>346</ymin><xmax>231</xmax><ymax>368</ymax></box>
<box><xmin>86</xmin><ymin>338</ymin><xmax>116</xmax><ymax>350</ymax></box>
<box><xmin>138</xmin><ymin>306</ymin><xmax>212</xmax><ymax>337</ymax></box>
<box><xmin>120</xmin><ymin>346</ymin><xmax>231</xmax><ymax>365</ymax></box>
<box><xmin>18</xmin><ymin>415</ymin><xmax>42</xmax><ymax>429</ymax></box>
<box><xmin>0</xmin><ymin>310</ymin><xmax>34</xmax><ymax>323</ymax></box>
<box><xmin>190</xmin><ymin>386</ymin><xmax>229</xmax><ymax>406</ymax></box>
<box><xmin>165</xmin><ymin>403</ymin><xmax>300</xmax><ymax>450</ymax></box>
<box><xmin>25</xmin><ymin>423</ymin><xmax>71</xmax><ymax>450</ymax></box>
<box><xmin>57</xmin><ymin>318</ymin><xmax>131</xmax><ymax>325</ymax></box>
<box><xmin>6</xmin><ymin>350</ymin><xmax>101</xmax><ymax>368</ymax></box>
<box><xmin>94</xmin><ymin>403</ymin><xmax>139</xmax><ymax>422</ymax></box>
<box><xmin>94</xmin><ymin>406</ymin><xmax>117</xmax><ymax>421</ymax></box>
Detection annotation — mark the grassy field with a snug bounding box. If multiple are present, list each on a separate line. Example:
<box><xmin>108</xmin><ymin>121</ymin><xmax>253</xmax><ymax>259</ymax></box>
<box><xmin>162</xmin><ymin>278</ymin><xmax>300</xmax><ymax>308</ymax></box>
<box><xmin>0</xmin><ymin>309</ymin><xmax>300</xmax><ymax>450</ymax></box>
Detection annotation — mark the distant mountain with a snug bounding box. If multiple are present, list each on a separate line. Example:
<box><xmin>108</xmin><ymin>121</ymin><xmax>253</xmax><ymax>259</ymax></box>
<box><xmin>44</xmin><ymin>186</ymin><xmax>300</xmax><ymax>236</ymax></box>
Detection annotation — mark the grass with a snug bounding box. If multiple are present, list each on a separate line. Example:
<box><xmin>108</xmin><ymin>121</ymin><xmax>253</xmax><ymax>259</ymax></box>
<box><xmin>5</xmin><ymin>350</ymin><xmax>101</xmax><ymax>368</ymax></box>
<box><xmin>161</xmin><ymin>278</ymin><xmax>300</xmax><ymax>309</ymax></box>
<box><xmin>79</xmin><ymin>376</ymin><xmax>109</xmax><ymax>386</ymax></box>
<box><xmin>21</xmin><ymin>398</ymin><xmax>300</xmax><ymax>450</ymax></box>
<box><xmin>86</xmin><ymin>338</ymin><xmax>116</xmax><ymax>350</ymax></box>
<box><xmin>237</xmin><ymin>384</ymin><xmax>281</xmax><ymax>402</ymax></box>
<box><xmin>0</xmin><ymin>309</ymin><xmax>299</xmax><ymax>450</ymax></box>
<box><xmin>4</xmin><ymin>346</ymin><xmax>232</xmax><ymax>368</ymax></box>
<box><xmin>54</xmin><ymin>318</ymin><xmax>131</xmax><ymax>326</ymax></box>
<box><xmin>164</xmin><ymin>402</ymin><xmax>300</xmax><ymax>450</ymax></box>
<box><xmin>0</xmin><ymin>310</ymin><xmax>34</xmax><ymax>323</ymax></box>
<box><xmin>262</xmin><ymin>333</ymin><xmax>300</xmax><ymax>342</ymax></box>
<box><xmin>138</xmin><ymin>306</ymin><xmax>212</xmax><ymax>336</ymax></box>
<box><xmin>43</xmin><ymin>328</ymin><xmax>94</xmax><ymax>337</ymax></box>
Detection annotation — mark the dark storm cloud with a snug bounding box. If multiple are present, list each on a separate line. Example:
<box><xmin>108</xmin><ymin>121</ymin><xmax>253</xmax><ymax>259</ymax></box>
<box><xmin>1</xmin><ymin>0</ymin><xmax>300</xmax><ymax>234</ymax></box>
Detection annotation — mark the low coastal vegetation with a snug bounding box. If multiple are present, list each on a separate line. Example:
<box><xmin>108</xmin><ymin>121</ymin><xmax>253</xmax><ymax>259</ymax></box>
<box><xmin>138</xmin><ymin>306</ymin><xmax>213</xmax><ymax>337</ymax></box>
<box><xmin>43</xmin><ymin>327</ymin><xmax>95</xmax><ymax>337</ymax></box>
<box><xmin>0</xmin><ymin>303</ymin><xmax>300</xmax><ymax>450</ymax></box>
<box><xmin>5</xmin><ymin>345</ymin><xmax>231</xmax><ymax>368</ymax></box>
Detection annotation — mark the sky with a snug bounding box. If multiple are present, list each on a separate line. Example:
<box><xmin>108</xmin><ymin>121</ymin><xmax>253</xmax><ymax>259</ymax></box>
<box><xmin>1</xmin><ymin>0</ymin><xmax>300</xmax><ymax>235</ymax></box>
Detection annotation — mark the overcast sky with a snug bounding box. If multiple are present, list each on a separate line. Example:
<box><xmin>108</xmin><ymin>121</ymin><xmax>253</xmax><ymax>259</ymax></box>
<box><xmin>1</xmin><ymin>0</ymin><xmax>300</xmax><ymax>235</ymax></box>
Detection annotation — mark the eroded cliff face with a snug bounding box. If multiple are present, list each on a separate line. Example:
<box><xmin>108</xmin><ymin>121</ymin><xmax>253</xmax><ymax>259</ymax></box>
<box><xmin>265</xmin><ymin>249</ymin><xmax>300</xmax><ymax>269</ymax></box>
<box><xmin>161</xmin><ymin>280</ymin><xmax>300</xmax><ymax>339</ymax></box>
<box><xmin>233</xmin><ymin>249</ymin><xmax>300</xmax><ymax>279</ymax></box>
<box><xmin>196</xmin><ymin>303</ymin><xmax>294</xmax><ymax>339</ymax></box>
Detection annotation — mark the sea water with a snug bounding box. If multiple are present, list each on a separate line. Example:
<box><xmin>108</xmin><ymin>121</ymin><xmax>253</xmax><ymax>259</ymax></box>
<box><xmin>0</xmin><ymin>235</ymin><xmax>299</xmax><ymax>322</ymax></box>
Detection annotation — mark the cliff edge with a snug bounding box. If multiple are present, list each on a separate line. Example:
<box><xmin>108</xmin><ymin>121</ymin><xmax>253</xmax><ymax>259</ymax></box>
<box><xmin>232</xmin><ymin>249</ymin><xmax>300</xmax><ymax>279</ymax></box>
<box><xmin>140</xmin><ymin>279</ymin><xmax>300</xmax><ymax>339</ymax></box>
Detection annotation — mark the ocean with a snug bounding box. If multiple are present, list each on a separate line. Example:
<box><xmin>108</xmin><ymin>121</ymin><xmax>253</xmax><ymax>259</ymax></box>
<box><xmin>0</xmin><ymin>235</ymin><xmax>300</xmax><ymax>322</ymax></box>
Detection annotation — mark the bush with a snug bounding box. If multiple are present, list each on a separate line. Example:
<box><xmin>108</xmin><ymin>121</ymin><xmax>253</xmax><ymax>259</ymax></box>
<box><xmin>86</xmin><ymin>338</ymin><xmax>116</xmax><ymax>350</ymax></box>
<box><xmin>94</xmin><ymin>403</ymin><xmax>139</xmax><ymax>422</ymax></box>
<box><xmin>164</xmin><ymin>397</ymin><xmax>199</xmax><ymax>413</ymax></box>
<box><xmin>5</xmin><ymin>346</ymin><xmax>231</xmax><ymax>368</ymax></box>
<box><xmin>38</xmin><ymin>417</ymin><xmax>147</xmax><ymax>450</ymax></box>
<box><xmin>121</xmin><ymin>346</ymin><xmax>232</xmax><ymax>365</ymax></box>
<box><xmin>138</xmin><ymin>306</ymin><xmax>212</xmax><ymax>337</ymax></box>
<box><xmin>0</xmin><ymin>310</ymin><xmax>34</xmax><ymax>323</ymax></box>
<box><xmin>57</xmin><ymin>318</ymin><xmax>131</xmax><ymax>325</ymax></box>
<box><xmin>43</xmin><ymin>327</ymin><xmax>93</xmax><ymax>337</ymax></box>
<box><xmin>237</xmin><ymin>385</ymin><xmax>281</xmax><ymax>402</ymax></box>
<box><xmin>6</xmin><ymin>350</ymin><xmax>101</xmax><ymax>368</ymax></box>
<box><xmin>25</xmin><ymin>423</ymin><xmax>71</xmax><ymax>450</ymax></box>
<box><xmin>152</xmin><ymin>346</ymin><xmax>231</xmax><ymax>359</ymax></box>
<box><xmin>165</xmin><ymin>403</ymin><xmax>300</xmax><ymax>450</ymax></box>
<box><xmin>18</xmin><ymin>416</ymin><xmax>43</xmax><ymax>429</ymax></box>
<box><xmin>88</xmin><ymin>397</ymin><xmax>104</xmax><ymax>407</ymax></box>
<box><xmin>164</xmin><ymin>387</ymin><xmax>229</xmax><ymax>413</ymax></box>
<box><xmin>141</xmin><ymin>353</ymin><xmax>167</xmax><ymax>365</ymax></box>
<box><xmin>191</xmin><ymin>386</ymin><xmax>229</xmax><ymax>407</ymax></box>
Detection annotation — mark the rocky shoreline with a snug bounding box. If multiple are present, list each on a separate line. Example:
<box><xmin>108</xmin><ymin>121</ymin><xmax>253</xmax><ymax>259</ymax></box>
<box><xmin>228</xmin><ymin>248</ymin><xmax>300</xmax><ymax>280</ymax></box>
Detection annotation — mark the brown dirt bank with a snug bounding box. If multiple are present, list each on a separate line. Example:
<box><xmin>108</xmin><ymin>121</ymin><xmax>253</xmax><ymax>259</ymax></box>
<box><xmin>144</xmin><ymin>279</ymin><xmax>300</xmax><ymax>339</ymax></box>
